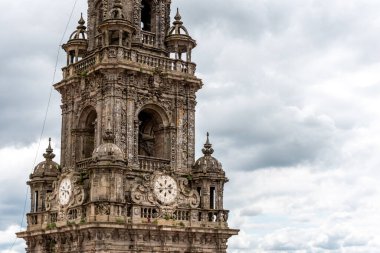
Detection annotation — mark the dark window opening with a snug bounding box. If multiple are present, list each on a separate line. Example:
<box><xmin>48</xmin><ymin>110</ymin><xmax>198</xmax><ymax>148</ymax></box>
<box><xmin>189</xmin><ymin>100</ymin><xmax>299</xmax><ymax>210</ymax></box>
<box><xmin>122</xmin><ymin>31</ymin><xmax>130</xmax><ymax>47</ymax></box>
<box><xmin>141</xmin><ymin>0</ymin><xmax>152</xmax><ymax>31</ymax></box>
<box><xmin>69</xmin><ymin>51</ymin><xmax>75</xmax><ymax>64</ymax></box>
<box><xmin>82</xmin><ymin>110</ymin><xmax>97</xmax><ymax>159</ymax></box>
<box><xmin>210</xmin><ymin>187</ymin><xmax>215</xmax><ymax>209</ymax></box>
<box><xmin>109</xmin><ymin>30</ymin><xmax>120</xmax><ymax>45</ymax></box>
<box><xmin>138</xmin><ymin>109</ymin><xmax>167</xmax><ymax>158</ymax></box>
<box><xmin>138</xmin><ymin>111</ymin><xmax>156</xmax><ymax>157</ymax></box>
<box><xmin>197</xmin><ymin>187</ymin><xmax>202</xmax><ymax>207</ymax></box>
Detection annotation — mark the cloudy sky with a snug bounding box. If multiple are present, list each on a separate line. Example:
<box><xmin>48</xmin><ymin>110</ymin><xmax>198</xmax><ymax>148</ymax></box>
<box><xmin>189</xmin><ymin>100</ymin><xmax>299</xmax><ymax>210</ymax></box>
<box><xmin>1</xmin><ymin>0</ymin><xmax>380</xmax><ymax>252</ymax></box>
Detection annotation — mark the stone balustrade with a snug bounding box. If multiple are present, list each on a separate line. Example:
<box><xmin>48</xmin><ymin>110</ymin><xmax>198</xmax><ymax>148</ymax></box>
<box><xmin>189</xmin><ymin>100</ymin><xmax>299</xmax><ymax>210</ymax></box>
<box><xmin>75</xmin><ymin>56</ymin><xmax>96</xmax><ymax>74</ymax></box>
<box><xmin>141</xmin><ymin>31</ymin><xmax>156</xmax><ymax>46</ymax></box>
<box><xmin>138</xmin><ymin>155</ymin><xmax>170</xmax><ymax>171</ymax></box>
<box><xmin>62</xmin><ymin>46</ymin><xmax>196</xmax><ymax>79</ymax></box>
<box><xmin>26</xmin><ymin>206</ymin><xmax>229</xmax><ymax>231</ymax></box>
<box><xmin>76</xmin><ymin>158</ymin><xmax>93</xmax><ymax>170</ymax></box>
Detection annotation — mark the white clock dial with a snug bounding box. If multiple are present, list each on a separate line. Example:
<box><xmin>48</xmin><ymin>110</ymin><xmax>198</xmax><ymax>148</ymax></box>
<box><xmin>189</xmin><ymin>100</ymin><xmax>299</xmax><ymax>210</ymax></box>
<box><xmin>153</xmin><ymin>175</ymin><xmax>178</xmax><ymax>205</ymax></box>
<box><xmin>58</xmin><ymin>178</ymin><xmax>72</xmax><ymax>206</ymax></box>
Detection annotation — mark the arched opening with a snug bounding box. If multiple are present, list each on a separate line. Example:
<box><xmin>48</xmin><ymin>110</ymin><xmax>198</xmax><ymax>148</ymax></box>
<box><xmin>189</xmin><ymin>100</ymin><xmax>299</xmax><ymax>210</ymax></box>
<box><xmin>138</xmin><ymin>108</ymin><xmax>168</xmax><ymax>159</ymax></box>
<box><xmin>82</xmin><ymin>110</ymin><xmax>97</xmax><ymax>158</ymax></box>
<box><xmin>77</xmin><ymin>108</ymin><xmax>97</xmax><ymax>160</ymax></box>
<box><xmin>141</xmin><ymin>0</ymin><xmax>152</xmax><ymax>31</ymax></box>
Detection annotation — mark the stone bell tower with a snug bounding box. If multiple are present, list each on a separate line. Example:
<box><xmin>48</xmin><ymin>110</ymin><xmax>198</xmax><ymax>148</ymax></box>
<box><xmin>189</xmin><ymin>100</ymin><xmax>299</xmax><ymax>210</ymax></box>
<box><xmin>17</xmin><ymin>0</ymin><xmax>239</xmax><ymax>252</ymax></box>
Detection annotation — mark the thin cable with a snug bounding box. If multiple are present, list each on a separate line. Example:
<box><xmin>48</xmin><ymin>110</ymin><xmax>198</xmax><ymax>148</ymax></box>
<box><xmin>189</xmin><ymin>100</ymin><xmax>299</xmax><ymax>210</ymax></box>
<box><xmin>9</xmin><ymin>0</ymin><xmax>79</xmax><ymax>250</ymax></box>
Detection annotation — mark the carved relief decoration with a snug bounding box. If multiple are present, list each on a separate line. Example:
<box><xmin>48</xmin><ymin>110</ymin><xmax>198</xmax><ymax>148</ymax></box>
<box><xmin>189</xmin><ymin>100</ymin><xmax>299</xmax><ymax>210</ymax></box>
<box><xmin>130</xmin><ymin>171</ymin><xmax>200</xmax><ymax>215</ymax></box>
<box><xmin>46</xmin><ymin>170</ymin><xmax>86</xmax><ymax>221</ymax></box>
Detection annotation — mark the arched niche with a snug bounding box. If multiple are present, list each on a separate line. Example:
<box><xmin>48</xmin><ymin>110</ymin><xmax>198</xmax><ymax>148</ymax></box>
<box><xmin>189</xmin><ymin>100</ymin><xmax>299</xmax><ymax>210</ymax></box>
<box><xmin>77</xmin><ymin>106</ymin><xmax>98</xmax><ymax>159</ymax></box>
<box><xmin>137</xmin><ymin>104</ymin><xmax>170</xmax><ymax>159</ymax></box>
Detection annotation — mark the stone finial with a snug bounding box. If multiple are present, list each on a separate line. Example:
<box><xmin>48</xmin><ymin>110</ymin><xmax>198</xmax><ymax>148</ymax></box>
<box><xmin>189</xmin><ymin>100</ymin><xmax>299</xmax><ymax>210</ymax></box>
<box><xmin>103</xmin><ymin>129</ymin><xmax>115</xmax><ymax>143</ymax></box>
<box><xmin>43</xmin><ymin>138</ymin><xmax>56</xmax><ymax>161</ymax></box>
<box><xmin>103</xmin><ymin>120</ymin><xmax>115</xmax><ymax>143</ymax></box>
<box><xmin>202</xmin><ymin>132</ymin><xmax>214</xmax><ymax>156</ymax></box>
<box><xmin>78</xmin><ymin>13</ymin><xmax>86</xmax><ymax>26</ymax></box>
<box><xmin>77</xmin><ymin>13</ymin><xmax>86</xmax><ymax>30</ymax></box>
<box><xmin>174</xmin><ymin>8</ymin><xmax>182</xmax><ymax>23</ymax></box>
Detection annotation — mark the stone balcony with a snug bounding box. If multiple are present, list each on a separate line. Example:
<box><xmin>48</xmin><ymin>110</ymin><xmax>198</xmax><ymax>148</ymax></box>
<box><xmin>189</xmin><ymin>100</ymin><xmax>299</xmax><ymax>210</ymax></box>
<box><xmin>26</xmin><ymin>205</ymin><xmax>230</xmax><ymax>231</ymax></box>
<box><xmin>63</xmin><ymin>45</ymin><xmax>197</xmax><ymax>79</ymax></box>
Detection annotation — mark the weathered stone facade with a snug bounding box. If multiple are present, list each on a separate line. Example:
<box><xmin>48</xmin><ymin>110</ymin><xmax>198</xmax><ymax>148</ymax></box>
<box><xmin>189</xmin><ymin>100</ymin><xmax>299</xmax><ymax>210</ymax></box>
<box><xmin>17</xmin><ymin>0</ymin><xmax>239</xmax><ymax>252</ymax></box>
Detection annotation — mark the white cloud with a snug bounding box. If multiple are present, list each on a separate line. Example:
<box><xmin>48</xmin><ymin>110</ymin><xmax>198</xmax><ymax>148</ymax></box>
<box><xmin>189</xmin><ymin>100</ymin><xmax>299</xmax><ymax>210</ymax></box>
<box><xmin>0</xmin><ymin>139</ymin><xmax>60</xmax><ymax>232</ymax></box>
<box><xmin>0</xmin><ymin>225</ymin><xmax>26</xmax><ymax>253</ymax></box>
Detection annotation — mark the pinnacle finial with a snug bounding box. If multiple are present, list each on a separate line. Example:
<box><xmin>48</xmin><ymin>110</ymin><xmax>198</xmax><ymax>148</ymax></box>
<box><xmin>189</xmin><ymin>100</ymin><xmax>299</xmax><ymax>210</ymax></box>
<box><xmin>43</xmin><ymin>138</ymin><xmax>56</xmax><ymax>161</ymax></box>
<box><xmin>202</xmin><ymin>132</ymin><xmax>214</xmax><ymax>156</ymax></box>
<box><xmin>206</xmin><ymin>132</ymin><xmax>210</xmax><ymax>144</ymax></box>
<box><xmin>175</xmin><ymin>8</ymin><xmax>182</xmax><ymax>21</ymax></box>
<box><xmin>173</xmin><ymin>8</ymin><xmax>183</xmax><ymax>26</ymax></box>
<box><xmin>79</xmin><ymin>13</ymin><xmax>85</xmax><ymax>25</ymax></box>
<box><xmin>76</xmin><ymin>13</ymin><xmax>86</xmax><ymax>30</ymax></box>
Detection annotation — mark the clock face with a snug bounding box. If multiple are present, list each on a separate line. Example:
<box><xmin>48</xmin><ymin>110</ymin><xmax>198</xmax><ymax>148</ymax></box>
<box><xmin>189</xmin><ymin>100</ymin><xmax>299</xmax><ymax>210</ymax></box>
<box><xmin>59</xmin><ymin>178</ymin><xmax>72</xmax><ymax>206</ymax></box>
<box><xmin>153</xmin><ymin>175</ymin><xmax>178</xmax><ymax>205</ymax></box>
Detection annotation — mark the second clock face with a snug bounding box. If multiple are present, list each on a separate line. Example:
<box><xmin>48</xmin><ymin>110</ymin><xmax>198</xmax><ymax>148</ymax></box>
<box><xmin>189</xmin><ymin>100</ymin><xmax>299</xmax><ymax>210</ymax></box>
<box><xmin>59</xmin><ymin>178</ymin><xmax>72</xmax><ymax>206</ymax></box>
<box><xmin>154</xmin><ymin>175</ymin><xmax>178</xmax><ymax>205</ymax></box>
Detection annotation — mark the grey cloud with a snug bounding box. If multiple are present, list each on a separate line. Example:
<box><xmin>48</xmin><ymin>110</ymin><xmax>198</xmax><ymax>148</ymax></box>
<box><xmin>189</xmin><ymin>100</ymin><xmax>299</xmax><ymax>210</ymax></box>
<box><xmin>314</xmin><ymin>234</ymin><xmax>343</xmax><ymax>250</ymax></box>
<box><xmin>240</xmin><ymin>207</ymin><xmax>262</xmax><ymax>217</ymax></box>
<box><xmin>342</xmin><ymin>235</ymin><xmax>369</xmax><ymax>248</ymax></box>
<box><xmin>0</xmin><ymin>180</ymin><xmax>29</xmax><ymax>230</ymax></box>
<box><xmin>195</xmin><ymin>87</ymin><xmax>337</xmax><ymax>170</ymax></box>
<box><xmin>0</xmin><ymin>0</ymin><xmax>85</xmax><ymax>148</ymax></box>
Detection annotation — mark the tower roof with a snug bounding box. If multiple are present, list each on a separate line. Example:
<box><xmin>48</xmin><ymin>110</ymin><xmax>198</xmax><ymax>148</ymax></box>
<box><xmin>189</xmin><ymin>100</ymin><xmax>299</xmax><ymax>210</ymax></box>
<box><xmin>69</xmin><ymin>13</ymin><xmax>87</xmax><ymax>40</ymax></box>
<box><xmin>193</xmin><ymin>133</ymin><xmax>225</xmax><ymax>175</ymax></box>
<box><xmin>166</xmin><ymin>8</ymin><xmax>196</xmax><ymax>52</ymax></box>
<box><xmin>167</xmin><ymin>8</ymin><xmax>191</xmax><ymax>37</ymax></box>
<box><xmin>30</xmin><ymin>138</ymin><xmax>60</xmax><ymax>180</ymax></box>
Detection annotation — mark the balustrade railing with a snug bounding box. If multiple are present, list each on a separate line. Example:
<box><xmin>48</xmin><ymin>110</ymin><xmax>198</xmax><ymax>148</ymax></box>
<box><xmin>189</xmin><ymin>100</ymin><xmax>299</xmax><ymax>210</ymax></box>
<box><xmin>141</xmin><ymin>207</ymin><xmax>159</xmax><ymax>219</ymax></box>
<box><xmin>76</xmin><ymin>158</ymin><xmax>93</xmax><ymax>170</ymax></box>
<box><xmin>28</xmin><ymin>213</ymin><xmax>39</xmax><ymax>225</ymax></box>
<box><xmin>141</xmin><ymin>31</ymin><xmax>156</xmax><ymax>46</ymax></box>
<box><xmin>138</xmin><ymin>156</ymin><xmax>170</xmax><ymax>171</ymax></box>
<box><xmin>173</xmin><ymin>210</ymin><xmax>190</xmax><ymax>221</ymax></box>
<box><xmin>75</xmin><ymin>55</ymin><xmax>96</xmax><ymax>74</ymax></box>
<box><xmin>62</xmin><ymin>46</ymin><xmax>196</xmax><ymax>79</ymax></box>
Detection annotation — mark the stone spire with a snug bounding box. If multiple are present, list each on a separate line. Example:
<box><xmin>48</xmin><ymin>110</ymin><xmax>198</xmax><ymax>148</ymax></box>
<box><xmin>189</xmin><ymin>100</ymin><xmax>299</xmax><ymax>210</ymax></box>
<box><xmin>77</xmin><ymin>13</ymin><xmax>86</xmax><ymax>30</ymax></box>
<box><xmin>43</xmin><ymin>138</ymin><xmax>56</xmax><ymax>161</ymax></box>
<box><xmin>174</xmin><ymin>8</ymin><xmax>183</xmax><ymax>25</ymax></box>
<box><xmin>202</xmin><ymin>132</ymin><xmax>214</xmax><ymax>156</ymax></box>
